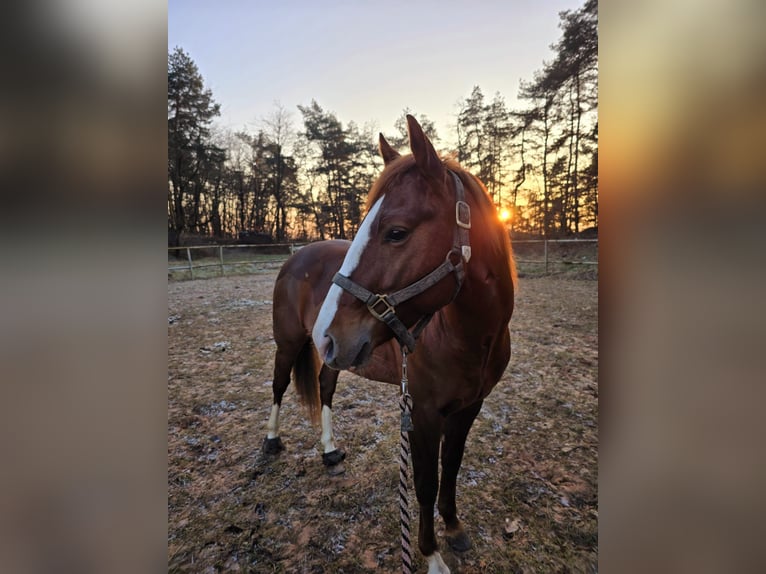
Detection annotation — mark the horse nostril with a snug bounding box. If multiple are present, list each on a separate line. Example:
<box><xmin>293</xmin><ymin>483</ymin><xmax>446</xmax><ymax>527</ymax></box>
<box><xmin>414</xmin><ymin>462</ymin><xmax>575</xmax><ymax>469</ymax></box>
<box><xmin>324</xmin><ymin>334</ymin><xmax>335</xmax><ymax>363</ymax></box>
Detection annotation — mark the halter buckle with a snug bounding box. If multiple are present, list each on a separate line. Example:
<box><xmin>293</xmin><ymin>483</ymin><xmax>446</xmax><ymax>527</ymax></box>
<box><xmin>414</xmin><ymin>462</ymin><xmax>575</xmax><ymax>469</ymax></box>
<box><xmin>368</xmin><ymin>294</ymin><xmax>396</xmax><ymax>321</ymax></box>
<box><xmin>456</xmin><ymin>200</ymin><xmax>471</xmax><ymax>229</ymax></box>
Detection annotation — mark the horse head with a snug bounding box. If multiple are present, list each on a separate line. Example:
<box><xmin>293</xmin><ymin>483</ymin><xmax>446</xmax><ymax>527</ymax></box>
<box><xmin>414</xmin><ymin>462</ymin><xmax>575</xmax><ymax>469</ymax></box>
<box><xmin>313</xmin><ymin>115</ymin><xmax>469</xmax><ymax>370</ymax></box>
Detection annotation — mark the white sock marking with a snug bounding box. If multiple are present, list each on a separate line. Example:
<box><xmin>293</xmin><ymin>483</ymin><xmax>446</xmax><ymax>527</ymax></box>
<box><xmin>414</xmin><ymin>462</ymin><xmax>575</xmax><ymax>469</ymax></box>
<box><xmin>320</xmin><ymin>405</ymin><xmax>337</xmax><ymax>454</ymax></box>
<box><xmin>312</xmin><ymin>195</ymin><xmax>386</xmax><ymax>361</ymax></box>
<box><xmin>266</xmin><ymin>403</ymin><xmax>280</xmax><ymax>439</ymax></box>
<box><xmin>426</xmin><ymin>552</ymin><xmax>450</xmax><ymax>574</ymax></box>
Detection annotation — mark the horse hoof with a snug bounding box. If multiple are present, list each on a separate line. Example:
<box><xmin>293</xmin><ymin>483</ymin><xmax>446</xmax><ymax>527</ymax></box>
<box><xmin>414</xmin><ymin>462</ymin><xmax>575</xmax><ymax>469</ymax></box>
<box><xmin>262</xmin><ymin>437</ymin><xmax>285</xmax><ymax>455</ymax></box>
<box><xmin>322</xmin><ymin>448</ymin><xmax>346</xmax><ymax>467</ymax></box>
<box><xmin>326</xmin><ymin>461</ymin><xmax>346</xmax><ymax>476</ymax></box>
<box><xmin>322</xmin><ymin>449</ymin><xmax>346</xmax><ymax>475</ymax></box>
<box><xmin>445</xmin><ymin>530</ymin><xmax>472</xmax><ymax>552</ymax></box>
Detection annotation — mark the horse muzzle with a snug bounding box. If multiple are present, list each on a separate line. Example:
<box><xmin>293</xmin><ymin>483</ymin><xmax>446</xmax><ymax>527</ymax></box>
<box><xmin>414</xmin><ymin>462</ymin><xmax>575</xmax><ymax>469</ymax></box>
<box><xmin>317</xmin><ymin>330</ymin><xmax>373</xmax><ymax>370</ymax></box>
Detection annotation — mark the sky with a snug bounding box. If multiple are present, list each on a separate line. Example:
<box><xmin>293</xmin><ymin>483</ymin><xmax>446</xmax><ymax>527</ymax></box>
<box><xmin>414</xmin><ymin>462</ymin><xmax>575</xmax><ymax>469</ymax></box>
<box><xmin>168</xmin><ymin>0</ymin><xmax>585</xmax><ymax>147</ymax></box>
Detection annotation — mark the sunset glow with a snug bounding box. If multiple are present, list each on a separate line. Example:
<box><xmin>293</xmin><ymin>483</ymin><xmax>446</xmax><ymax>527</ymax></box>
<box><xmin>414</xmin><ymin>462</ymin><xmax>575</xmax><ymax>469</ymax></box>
<box><xmin>499</xmin><ymin>208</ymin><xmax>512</xmax><ymax>223</ymax></box>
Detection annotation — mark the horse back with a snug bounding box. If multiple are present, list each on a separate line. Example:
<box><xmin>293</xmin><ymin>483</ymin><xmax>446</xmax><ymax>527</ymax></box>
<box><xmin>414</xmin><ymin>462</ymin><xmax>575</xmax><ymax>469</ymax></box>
<box><xmin>273</xmin><ymin>240</ymin><xmax>350</xmax><ymax>341</ymax></box>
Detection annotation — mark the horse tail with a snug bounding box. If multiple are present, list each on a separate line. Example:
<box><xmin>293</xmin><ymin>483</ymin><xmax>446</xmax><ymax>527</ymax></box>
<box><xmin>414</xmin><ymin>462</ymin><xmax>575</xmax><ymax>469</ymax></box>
<box><xmin>293</xmin><ymin>338</ymin><xmax>321</xmax><ymax>425</ymax></box>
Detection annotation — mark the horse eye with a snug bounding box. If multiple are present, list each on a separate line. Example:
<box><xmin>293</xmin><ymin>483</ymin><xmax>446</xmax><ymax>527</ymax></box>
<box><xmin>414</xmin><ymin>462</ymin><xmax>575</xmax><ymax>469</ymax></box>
<box><xmin>384</xmin><ymin>228</ymin><xmax>409</xmax><ymax>243</ymax></box>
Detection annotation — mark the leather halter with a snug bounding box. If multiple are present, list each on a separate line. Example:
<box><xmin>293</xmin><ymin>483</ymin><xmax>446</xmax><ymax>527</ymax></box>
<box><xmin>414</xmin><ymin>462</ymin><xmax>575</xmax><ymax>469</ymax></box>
<box><xmin>332</xmin><ymin>170</ymin><xmax>471</xmax><ymax>353</ymax></box>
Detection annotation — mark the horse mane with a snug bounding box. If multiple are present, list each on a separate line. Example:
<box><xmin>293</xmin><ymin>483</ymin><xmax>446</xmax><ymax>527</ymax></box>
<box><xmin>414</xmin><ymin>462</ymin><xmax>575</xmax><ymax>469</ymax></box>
<box><xmin>366</xmin><ymin>155</ymin><xmax>518</xmax><ymax>292</ymax></box>
<box><xmin>365</xmin><ymin>154</ymin><xmax>415</xmax><ymax>210</ymax></box>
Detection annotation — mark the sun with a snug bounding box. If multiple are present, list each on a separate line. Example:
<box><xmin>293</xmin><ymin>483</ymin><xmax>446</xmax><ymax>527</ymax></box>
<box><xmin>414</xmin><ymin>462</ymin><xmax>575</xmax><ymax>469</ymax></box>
<box><xmin>498</xmin><ymin>208</ymin><xmax>511</xmax><ymax>223</ymax></box>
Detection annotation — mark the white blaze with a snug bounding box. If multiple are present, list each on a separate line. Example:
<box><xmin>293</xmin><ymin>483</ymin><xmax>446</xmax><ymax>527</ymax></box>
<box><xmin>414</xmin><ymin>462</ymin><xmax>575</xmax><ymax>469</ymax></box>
<box><xmin>312</xmin><ymin>195</ymin><xmax>386</xmax><ymax>361</ymax></box>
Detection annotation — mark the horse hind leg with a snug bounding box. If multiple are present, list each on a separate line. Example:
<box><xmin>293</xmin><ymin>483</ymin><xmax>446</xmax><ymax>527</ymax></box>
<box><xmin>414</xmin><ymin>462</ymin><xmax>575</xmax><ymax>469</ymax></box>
<box><xmin>262</xmin><ymin>342</ymin><xmax>300</xmax><ymax>455</ymax></box>
<box><xmin>437</xmin><ymin>399</ymin><xmax>484</xmax><ymax>553</ymax></box>
<box><xmin>263</xmin><ymin>337</ymin><xmax>345</xmax><ymax>474</ymax></box>
<box><xmin>318</xmin><ymin>364</ymin><xmax>346</xmax><ymax>475</ymax></box>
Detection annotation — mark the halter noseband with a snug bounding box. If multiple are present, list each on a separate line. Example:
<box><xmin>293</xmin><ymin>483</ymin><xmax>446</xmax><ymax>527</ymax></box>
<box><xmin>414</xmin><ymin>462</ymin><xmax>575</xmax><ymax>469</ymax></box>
<box><xmin>331</xmin><ymin>170</ymin><xmax>471</xmax><ymax>353</ymax></box>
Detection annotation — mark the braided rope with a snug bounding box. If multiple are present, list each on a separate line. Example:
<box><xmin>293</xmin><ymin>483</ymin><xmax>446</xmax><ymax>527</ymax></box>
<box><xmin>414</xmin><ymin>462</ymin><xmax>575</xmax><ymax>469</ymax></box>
<box><xmin>399</xmin><ymin>391</ymin><xmax>414</xmax><ymax>574</ymax></box>
<box><xmin>399</xmin><ymin>350</ymin><xmax>414</xmax><ymax>574</ymax></box>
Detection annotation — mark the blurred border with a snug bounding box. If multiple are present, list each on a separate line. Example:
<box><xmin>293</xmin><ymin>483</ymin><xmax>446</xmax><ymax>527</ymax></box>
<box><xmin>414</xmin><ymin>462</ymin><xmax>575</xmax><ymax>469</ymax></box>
<box><xmin>1</xmin><ymin>0</ymin><xmax>765</xmax><ymax>572</ymax></box>
<box><xmin>600</xmin><ymin>0</ymin><xmax>766</xmax><ymax>571</ymax></box>
<box><xmin>0</xmin><ymin>1</ymin><xmax>167</xmax><ymax>572</ymax></box>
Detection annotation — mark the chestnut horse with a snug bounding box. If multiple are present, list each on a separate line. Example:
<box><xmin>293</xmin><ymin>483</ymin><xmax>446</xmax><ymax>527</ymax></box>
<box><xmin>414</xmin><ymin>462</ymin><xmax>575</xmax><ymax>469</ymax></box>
<box><xmin>263</xmin><ymin>116</ymin><xmax>515</xmax><ymax>573</ymax></box>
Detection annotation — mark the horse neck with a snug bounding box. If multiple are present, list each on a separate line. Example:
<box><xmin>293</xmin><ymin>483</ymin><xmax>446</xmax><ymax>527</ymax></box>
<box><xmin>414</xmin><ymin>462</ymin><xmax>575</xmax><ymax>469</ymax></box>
<box><xmin>413</xmin><ymin>263</ymin><xmax>511</xmax><ymax>385</ymax></box>
<box><xmin>441</xmin><ymin>247</ymin><xmax>514</xmax><ymax>341</ymax></box>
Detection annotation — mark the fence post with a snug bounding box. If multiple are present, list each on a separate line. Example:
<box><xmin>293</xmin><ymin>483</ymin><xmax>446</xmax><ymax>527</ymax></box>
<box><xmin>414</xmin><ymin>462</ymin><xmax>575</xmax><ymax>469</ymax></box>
<box><xmin>186</xmin><ymin>247</ymin><xmax>194</xmax><ymax>280</ymax></box>
<box><xmin>219</xmin><ymin>246</ymin><xmax>225</xmax><ymax>277</ymax></box>
<box><xmin>544</xmin><ymin>239</ymin><xmax>549</xmax><ymax>274</ymax></box>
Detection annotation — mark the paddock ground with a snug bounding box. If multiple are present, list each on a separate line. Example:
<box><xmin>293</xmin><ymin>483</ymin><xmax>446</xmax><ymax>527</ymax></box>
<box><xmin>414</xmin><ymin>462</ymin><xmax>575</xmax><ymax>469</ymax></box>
<box><xmin>168</xmin><ymin>270</ymin><xmax>597</xmax><ymax>573</ymax></box>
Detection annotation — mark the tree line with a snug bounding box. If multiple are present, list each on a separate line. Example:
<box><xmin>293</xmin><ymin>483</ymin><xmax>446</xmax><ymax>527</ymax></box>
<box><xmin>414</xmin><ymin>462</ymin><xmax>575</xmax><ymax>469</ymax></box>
<box><xmin>168</xmin><ymin>0</ymin><xmax>597</xmax><ymax>245</ymax></box>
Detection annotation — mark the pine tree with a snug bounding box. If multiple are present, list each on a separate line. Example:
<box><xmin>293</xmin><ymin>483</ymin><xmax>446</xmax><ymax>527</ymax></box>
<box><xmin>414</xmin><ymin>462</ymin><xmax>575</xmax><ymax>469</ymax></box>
<box><xmin>167</xmin><ymin>47</ymin><xmax>222</xmax><ymax>242</ymax></box>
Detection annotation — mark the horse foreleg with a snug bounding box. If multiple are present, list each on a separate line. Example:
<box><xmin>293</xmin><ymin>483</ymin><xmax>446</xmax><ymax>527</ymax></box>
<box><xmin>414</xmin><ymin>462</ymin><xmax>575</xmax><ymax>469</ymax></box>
<box><xmin>410</xmin><ymin>407</ymin><xmax>449</xmax><ymax>573</ymax></box>
<box><xmin>438</xmin><ymin>399</ymin><xmax>483</xmax><ymax>552</ymax></box>
<box><xmin>318</xmin><ymin>365</ymin><xmax>345</xmax><ymax>473</ymax></box>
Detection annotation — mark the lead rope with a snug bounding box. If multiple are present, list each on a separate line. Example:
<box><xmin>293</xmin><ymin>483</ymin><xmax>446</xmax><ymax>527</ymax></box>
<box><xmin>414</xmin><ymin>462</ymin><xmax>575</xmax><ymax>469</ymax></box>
<box><xmin>399</xmin><ymin>348</ymin><xmax>415</xmax><ymax>574</ymax></box>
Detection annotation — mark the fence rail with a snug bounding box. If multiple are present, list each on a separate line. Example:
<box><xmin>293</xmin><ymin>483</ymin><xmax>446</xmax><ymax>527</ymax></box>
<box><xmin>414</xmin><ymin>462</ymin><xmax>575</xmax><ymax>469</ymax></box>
<box><xmin>512</xmin><ymin>238</ymin><xmax>598</xmax><ymax>274</ymax></box>
<box><xmin>168</xmin><ymin>238</ymin><xmax>597</xmax><ymax>280</ymax></box>
<box><xmin>168</xmin><ymin>243</ymin><xmax>305</xmax><ymax>280</ymax></box>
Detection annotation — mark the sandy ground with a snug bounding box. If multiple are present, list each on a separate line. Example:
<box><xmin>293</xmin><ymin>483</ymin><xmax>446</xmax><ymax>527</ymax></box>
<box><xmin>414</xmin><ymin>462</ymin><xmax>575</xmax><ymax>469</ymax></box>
<box><xmin>168</xmin><ymin>268</ymin><xmax>597</xmax><ymax>573</ymax></box>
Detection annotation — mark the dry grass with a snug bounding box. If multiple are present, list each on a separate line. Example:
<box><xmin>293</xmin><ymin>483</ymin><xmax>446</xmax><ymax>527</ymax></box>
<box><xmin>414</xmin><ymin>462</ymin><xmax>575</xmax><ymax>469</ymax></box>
<box><xmin>168</xmin><ymin>270</ymin><xmax>597</xmax><ymax>573</ymax></box>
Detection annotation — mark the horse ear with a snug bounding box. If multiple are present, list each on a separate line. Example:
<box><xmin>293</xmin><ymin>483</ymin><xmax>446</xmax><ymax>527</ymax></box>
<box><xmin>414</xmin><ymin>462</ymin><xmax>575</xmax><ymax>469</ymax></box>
<box><xmin>406</xmin><ymin>114</ymin><xmax>445</xmax><ymax>183</ymax></box>
<box><xmin>379</xmin><ymin>133</ymin><xmax>400</xmax><ymax>165</ymax></box>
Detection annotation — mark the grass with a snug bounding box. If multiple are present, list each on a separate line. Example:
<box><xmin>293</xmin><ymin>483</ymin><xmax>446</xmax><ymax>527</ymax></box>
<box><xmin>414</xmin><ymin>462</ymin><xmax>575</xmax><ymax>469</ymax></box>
<box><xmin>168</xmin><ymin>271</ymin><xmax>598</xmax><ymax>573</ymax></box>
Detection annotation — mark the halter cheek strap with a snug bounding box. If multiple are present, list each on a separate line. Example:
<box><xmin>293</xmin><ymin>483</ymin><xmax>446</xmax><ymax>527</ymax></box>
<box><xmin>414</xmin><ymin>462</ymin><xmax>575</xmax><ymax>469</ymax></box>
<box><xmin>331</xmin><ymin>170</ymin><xmax>471</xmax><ymax>353</ymax></box>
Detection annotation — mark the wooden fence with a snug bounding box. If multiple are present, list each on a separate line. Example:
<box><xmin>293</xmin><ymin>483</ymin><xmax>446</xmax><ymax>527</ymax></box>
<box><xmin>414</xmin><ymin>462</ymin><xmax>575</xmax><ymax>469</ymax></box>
<box><xmin>168</xmin><ymin>239</ymin><xmax>597</xmax><ymax>280</ymax></box>
<box><xmin>512</xmin><ymin>238</ymin><xmax>598</xmax><ymax>274</ymax></box>
<box><xmin>167</xmin><ymin>243</ymin><xmax>306</xmax><ymax>280</ymax></box>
